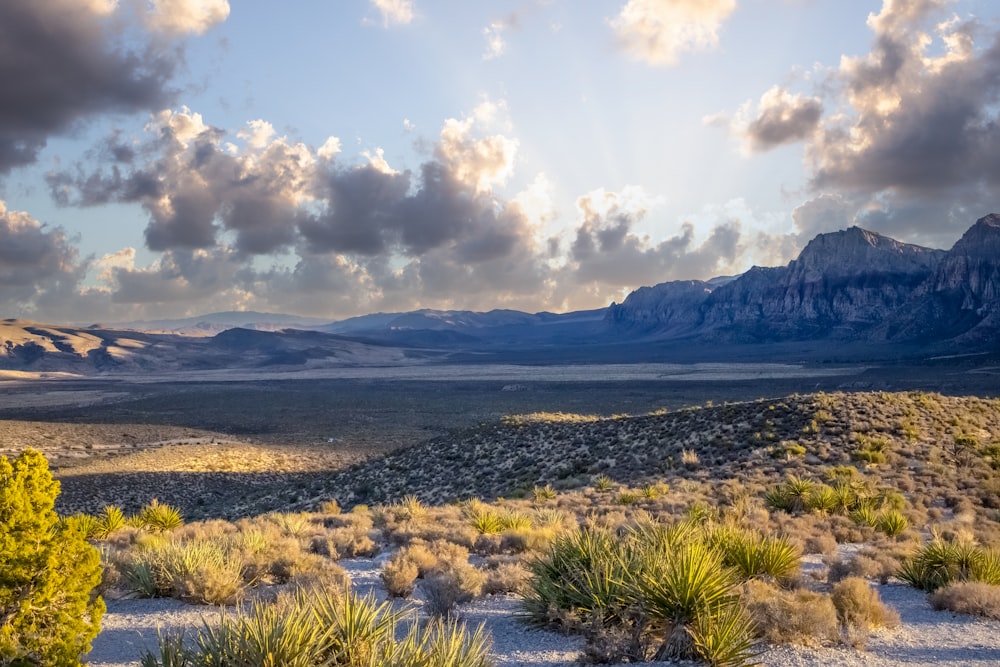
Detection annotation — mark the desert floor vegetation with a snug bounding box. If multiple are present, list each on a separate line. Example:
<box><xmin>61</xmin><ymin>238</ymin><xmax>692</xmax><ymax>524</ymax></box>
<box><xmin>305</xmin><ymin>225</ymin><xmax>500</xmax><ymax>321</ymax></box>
<box><xmin>6</xmin><ymin>388</ymin><xmax>1000</xmax><ymax>665</ymax></box>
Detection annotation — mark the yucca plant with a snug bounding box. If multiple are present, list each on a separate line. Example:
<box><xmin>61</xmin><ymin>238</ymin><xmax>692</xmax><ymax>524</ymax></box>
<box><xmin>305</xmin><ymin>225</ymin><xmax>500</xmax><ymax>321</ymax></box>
<box><xmin>875</xmin><ymin>510</ymin><xmax>909</xmax><ymax>538</ymax></box>
<box><xmin>971</xmin><ymin>550</ymin><xmax>1000</xmax><ymax>586</ymax></box>
<box><xmin>144</xmin><ymin>586</ymin><xmax>493</xmax><ymax>667</ymax></box>
<box><xmin>617</xmin><ymin>491</ymin><xmax>642</xmax><ymax>506</ymax></box>
<box><xmin>762</xmin><ymin>486</ymin><xmax>792</xmax><ymax>513</ymax></box>
<box><xmin>140</xmin><ymin>629</ymin><xmax>193</xmax><ymax>667</ymax></box>
<box><xmin>533</xmin><ymin>507</ymin><xmax>567</xmax><ymax>527</ymax></box>
<box><xmin>688</xmin><ymin>603</ymin><xmax>759</xmax><ymax>667</ymax></box>
<box><xmin>805</xmin><ymin>485</ymin><xmax>838</xmax><ymax>514</ymax></box>
<box><xmin>898</xmin><ymin>541</ymin><xmax>977</xmax><ymax>591</ymax></box>
<box><xmin>640</xmin><ymin>483</ymin><xmax>664</xmax><ymax>499</ymax></box>
<box><xmin>633</xmin><ymin>540</ymin><xmax>740</xmax><ymax>660</ymax></box>
<box><xmin>830</xmin><ymin>481</ymin><xmax>858</xmax><ymax>515</ymax></box>
<box><xmin>849</xmin><ymin>506</ymin><xmax>878</xmax><ymax>528</ymax></box>
<box><xmin>312</xmin><ymin>585</ymin><xmax>403</xmax><ymax>665</ymax></box>
<box><xmin>782</xmin><ymin>475</ymin><xmax>814</xmax><ymax>514</ymax></box>
<box><xmin>97</xmin><ymin>504</ymin><xmax>127</xmax><ymax>537</ymax></box>
<box><xmin>136</xmin><ymin>499</ymin><xmax>184</xmax><ymax>532</ymax></box>
<box><xmin>392</xmin><ymin>618</ymin><xmax>492</xmax><ymax>667</ymax></box>
<box><xmin>522</xmin><ymin>528</ymin><xmax>628</xmax><ymax>625</ymax></box>
<box><xmin>500</xmin><ymin>509</ymin><xmax>533</xmax><ymax>531</ymax></box>
<box><xmin>532</xmin><ymin>484</ymin><xmax>557</xmax><ymax>503</ymax></box>
<box><xmin>719</xmin><ymin>532</ymin><xmax>799</xmax><ymax>582</ymax></box>
<box><xmin>467</xmin><ymin>509</ymin><xmax>504</xmax><ymax>535</ymax></box>
<box><xmin>193</xmin><ymin>592</ymin><xmax>337</xmax><ymax>667</ymax></box>
<box><xmin>267</xmin><ymin>511</ymin><xmax>312</xmax><ymax>537</ymax></box>
<box><xmin>592</xmin><ymin>474</ymin><xmax>615</xmax><ymax>492</ymax></box>
<box><xmin>397</xmin><ymin>494</ymin><xmax>428</xmax><ymax>521</ymax></box>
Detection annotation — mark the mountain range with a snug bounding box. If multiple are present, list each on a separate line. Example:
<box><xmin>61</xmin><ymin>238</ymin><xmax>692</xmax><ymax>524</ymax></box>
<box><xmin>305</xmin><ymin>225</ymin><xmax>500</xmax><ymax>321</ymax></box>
<box><xmin>3</xmin><ymin>214</ymin><xmax>999</xmax><ymax>374</ymax></box>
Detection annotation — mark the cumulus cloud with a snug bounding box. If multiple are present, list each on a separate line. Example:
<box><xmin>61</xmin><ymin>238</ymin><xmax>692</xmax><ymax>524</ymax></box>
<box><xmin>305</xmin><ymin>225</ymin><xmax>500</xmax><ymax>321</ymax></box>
<box><xmin>0</xmin><ymin>0</ymin><xmax>180</xmax><ymax>174</ymax></box>
<box><xmin>143</xmin><ymin>0</ymin><xmax>230</xmax><ymax>35</ymax></box>
<box><xmin>45</xmin><ymin>101</ymin><xmax>559</xmax><ymax>315</ymax></box>
<box><xmin>367</xmin><ymin>0</ymin><xmax>414</xmax><ymax>27</ymax></box>
<box><xmin>0</xmin><ymin>201</ymin><xmax>85</xmax><ymax>313</ymax></box>
<box><xmin>610</xmin><ymin>0</ymin><xmax>737</xmax><ymax>66</ymax></box>
<box><xmin>732</xmin><ymin>86</ymin><xmax>823</xmax><ymax>152</ymax></box>
<box><xmin>554</xmin><ymin>188</ymin><xmax>792</xmax><ymax>311</ymax></box>
<box><xmin>727</xmin><ymin>0</ymin><xmax>1000</xmax><ymax>244</ymax></box>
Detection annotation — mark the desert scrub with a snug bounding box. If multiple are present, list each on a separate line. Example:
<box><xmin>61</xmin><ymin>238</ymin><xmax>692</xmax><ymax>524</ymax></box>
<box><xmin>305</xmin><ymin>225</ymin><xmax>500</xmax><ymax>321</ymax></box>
<box><xmin>742</xmin><ymin>579</ymin><xmax>839</xmax><ymax>647</ymax></box>
<box><xmin>116</xmin><ymin>538</ymin><xmax>245</xmax><ymax>605</ymax></box>
<box><xmin>381</xmin><ymin>553</ymin><xmax>419</xmax><ymax>598</ymax></box>
<box><xmin>522</xmin><ymin>520</ymin><xmax>764</xmax><ymax>665</ymax></box>
<box><xmin>830</xmin><ymin>577</ymin><xmax>900</xmax><ymax>648</ymax></box>
<box><xmin>141</xmin><ymin>585</ymin><xmax>493</xmax><ymax>667</ymax></box>
<box><xmin>929</xmin><ymin>581</ymin><xmax>1000</xmax><ymax>620</ymax></box>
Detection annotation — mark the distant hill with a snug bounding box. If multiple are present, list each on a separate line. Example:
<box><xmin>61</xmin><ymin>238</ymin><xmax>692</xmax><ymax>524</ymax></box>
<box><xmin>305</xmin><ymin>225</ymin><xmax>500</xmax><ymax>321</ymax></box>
<box><xmin>302</xmin><ymin>390</ymin><xmax>1000</xmax><ymax>508</ymax></box>
<box><xmin>116</xmin><ymin>311</ymin><xmax>333</xmax><ymax>336</ymax></box>
<box><xmin>0</xmin><ymin>321</ymin><xmax>428</xmax><ymax>376</ymax></box>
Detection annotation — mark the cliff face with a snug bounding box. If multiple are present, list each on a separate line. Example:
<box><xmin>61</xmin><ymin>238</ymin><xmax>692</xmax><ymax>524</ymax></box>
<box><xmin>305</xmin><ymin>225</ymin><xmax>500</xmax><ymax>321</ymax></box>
<box><xmin>607</xmin><ymin>216</ymin><xmax>999</xmax><ymax>346</ymax></box>
<box><xmin>605</xmin><ymin>280</ymin><xmax>714</xmax><ymax>333</ymax></box>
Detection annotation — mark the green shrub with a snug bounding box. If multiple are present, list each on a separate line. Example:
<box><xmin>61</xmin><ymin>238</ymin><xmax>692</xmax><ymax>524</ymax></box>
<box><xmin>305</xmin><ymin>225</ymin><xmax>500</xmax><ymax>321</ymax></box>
<box><xmin>0</xmin><ymin>449</ymin><xmax>105</xmax><ymax>666</ymax></box>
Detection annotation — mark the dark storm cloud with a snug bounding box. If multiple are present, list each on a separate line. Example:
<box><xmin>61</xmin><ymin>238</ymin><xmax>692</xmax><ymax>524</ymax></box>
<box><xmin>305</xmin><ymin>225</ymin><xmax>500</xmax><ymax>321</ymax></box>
<box><xmin>0</xmin><ymin>0</ymin><xmax>177</xmax><ymax>174</ymax></box>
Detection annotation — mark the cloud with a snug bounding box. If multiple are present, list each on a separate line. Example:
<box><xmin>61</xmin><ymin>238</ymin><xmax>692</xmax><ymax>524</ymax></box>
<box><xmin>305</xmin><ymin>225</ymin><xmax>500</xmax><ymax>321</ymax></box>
<box><xmin>724</xmin><ymin>0</ymin><xmax>1000</xmax><ymax>245</ymax></box>
<box><xmin>143</xmin><ymin>0</ymin><xmax>230</xmax><ymax>35</ymax></box>
<box><xmin>562</xmin><ymin>188</ymin><xmax>751</xmax><ymax>296</ymax></box>
<box><xmin>732</xmin><ymin>86</ymin><xmax>823</xmax><ymax>152</ymax></box>
<box><xmin>483</xmin><ymin>22</ymin><xmax>508</xmax><ymax>60</ymax></box>
<box><xmin>0</xmin><ymin>200</ymin><xmax>85</xmax><ymax>312</ymax></box>
<box><xmin>44</xmin><ymin>101</ymin><xmax>555</xmax><ymax>315</ymax></box>
<box><xmin>610</xmin><ymin>0</ymin><xmax>737</xmax><ymax>66</ymax></box>
<box><xmin>0</xmin><ymin>0</ymin><xmax>180</xmax><ymax>174</ymax></box>
<box><xmin>367</xmin><ymin>0</ymin><xmax>414</xmax><ymax>28</ymax></box>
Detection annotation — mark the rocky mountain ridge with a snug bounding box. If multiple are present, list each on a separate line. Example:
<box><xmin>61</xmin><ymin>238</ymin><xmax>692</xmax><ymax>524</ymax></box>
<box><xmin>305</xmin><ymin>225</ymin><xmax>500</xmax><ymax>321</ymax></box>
<box><xmin>606</xmin><ymin>214</ymin><xmax>1000</xmax><ymax>346</ymax></box>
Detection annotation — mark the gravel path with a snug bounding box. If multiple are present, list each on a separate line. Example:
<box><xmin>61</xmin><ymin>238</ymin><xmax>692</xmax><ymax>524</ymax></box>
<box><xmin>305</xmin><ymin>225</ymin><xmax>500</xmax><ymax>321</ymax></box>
<box><xmin>86</xmin><ymin>559</ymin><xmax>1000</xmax><ymax>667</ymax></box>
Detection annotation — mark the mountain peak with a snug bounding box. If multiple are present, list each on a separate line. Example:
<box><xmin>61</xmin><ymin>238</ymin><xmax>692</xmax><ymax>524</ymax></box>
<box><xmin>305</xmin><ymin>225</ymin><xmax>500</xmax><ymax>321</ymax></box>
<box><xmin>791</xmin><ymin>226</ymin><xmax>942</xmax><ymax>281</ymax></box>
<box><xmin>952</xmin><ymin>213</ymin><xmax>1000</xmax><ymax>255</ymax></box>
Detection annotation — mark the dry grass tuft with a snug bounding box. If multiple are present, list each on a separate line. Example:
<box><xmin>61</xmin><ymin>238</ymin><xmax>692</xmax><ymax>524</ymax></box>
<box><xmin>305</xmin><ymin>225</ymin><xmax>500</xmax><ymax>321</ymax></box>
<box><xmin>930</xmin><ymin>581</ymin><xmax>1000</xmax><ymax>620</ymax></box>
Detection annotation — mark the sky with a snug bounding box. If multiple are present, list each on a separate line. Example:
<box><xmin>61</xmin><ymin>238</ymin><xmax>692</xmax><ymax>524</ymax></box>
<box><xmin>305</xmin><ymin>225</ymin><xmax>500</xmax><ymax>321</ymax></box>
<box><xmin>2</xmin><ymin>0</ymin><xmax>1000</xmax><ymax>323</ymax></box>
